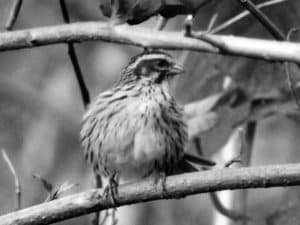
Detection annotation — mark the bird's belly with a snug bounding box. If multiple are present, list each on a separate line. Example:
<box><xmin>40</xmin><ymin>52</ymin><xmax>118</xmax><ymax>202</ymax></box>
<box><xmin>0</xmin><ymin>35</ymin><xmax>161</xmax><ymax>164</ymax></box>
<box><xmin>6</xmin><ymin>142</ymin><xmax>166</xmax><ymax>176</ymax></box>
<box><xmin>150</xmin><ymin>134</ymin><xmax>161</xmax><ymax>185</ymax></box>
<box><xmin>104</xmin><ymin>128</ymin><xmax>167</xmax><ymax>181</ymax></box>
<box><xmin>83</xmin><ymin>95</ymin><xmax>186</xmax><ymax>182</ymax></box>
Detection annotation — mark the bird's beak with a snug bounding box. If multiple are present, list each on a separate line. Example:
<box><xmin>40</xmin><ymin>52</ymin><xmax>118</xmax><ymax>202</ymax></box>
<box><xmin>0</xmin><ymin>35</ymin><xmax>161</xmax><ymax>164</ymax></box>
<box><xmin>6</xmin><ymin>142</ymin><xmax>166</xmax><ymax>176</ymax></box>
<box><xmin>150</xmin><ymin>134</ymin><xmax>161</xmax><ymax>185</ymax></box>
<box><xmin>168</xmin><ymin>64</ymin><xmax>185</xmax><ymax>76</ymax></box>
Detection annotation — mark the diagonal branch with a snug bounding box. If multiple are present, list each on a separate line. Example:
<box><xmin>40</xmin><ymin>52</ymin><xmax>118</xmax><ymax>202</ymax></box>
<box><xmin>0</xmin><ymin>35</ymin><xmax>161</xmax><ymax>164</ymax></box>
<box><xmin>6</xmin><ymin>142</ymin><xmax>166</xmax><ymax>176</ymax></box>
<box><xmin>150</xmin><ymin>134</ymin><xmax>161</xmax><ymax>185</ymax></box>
<box><xmin>5</xmin><ymin>0</ymin><xmax>23</xmax><ymax>31</ymax></box>
<box><xmin>1</xmin><ymin>149</ymin><xmax>21</xmax><ymax>210</ymax></box>
<box><xmin>284</xmin><ymin>28</ymin><xmax>300</xmax><ymax>110</ymax></box>
<box><xmin>235</xmin><ymin>0</ymin><xmax>284</xmax><ymax>40</ymax></box>
<box><xmin>1</xmin><ymin>164</ymin><xmax>300</xmax><ymax>225</ymax></box>
<box><xmin>1</xmin><ymin>22</ymin><xmax>300</xmax><ymax>64</ymax></box>
<box><xmin>59</xmin><ymin>0</ymin><xmax>90</xmax><ymax>108</ymax></box>
<box><xmin>210</xmin><ymin>0</ymin><xmax>288</xmax><ymax>34</ymax></box>
<box><xmin>236</xmin><ymin>0</ymin><xmax>300</xmax><ymax>111</ymax></box>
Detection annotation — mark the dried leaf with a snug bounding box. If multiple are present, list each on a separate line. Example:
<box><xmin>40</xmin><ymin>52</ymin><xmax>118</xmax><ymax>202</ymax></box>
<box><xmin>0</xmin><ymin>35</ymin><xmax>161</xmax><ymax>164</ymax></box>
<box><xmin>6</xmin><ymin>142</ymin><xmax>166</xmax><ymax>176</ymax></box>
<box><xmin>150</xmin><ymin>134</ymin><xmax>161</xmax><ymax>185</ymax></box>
<box><xmin>48</xmin><ymin>181</ymin><xmax>78</xmax><ymax>201</ymax></box>
<box><xmin>160</xmin><ymin>0</ymin><xmax>212</xmax><ymax>18</ymax></box>
<box><xmin>55</xmin><ymin>181</ymin><xmax>77</xmax><ymax>196</ymax></box>
<box><xmin>99</xmin><ymin>0</ymin><xmax>212</xmax><ymax>24</ymax></box>
<box><xmin>32</xmin><ymin>174</ymin><xmax>53</xmax><ymax>193</ymax></box>
<box><xmin>184</xmin><ymin>93</ymin><xmax>223</xmax><ymax>119</ymax></box>
<box><xmin>184</xmin><ymin>88</ymin><xmax>246</xmax><ymax>139</ymax></box>
<box><xmin>99</xmin><ymin>0</ymin><xmax>162</xmax><ymax>24</ymax></box>
<box><xmin>187</xmin><ymin>111</ymin><xmax>218</xmax><ymax>140</ymax></box>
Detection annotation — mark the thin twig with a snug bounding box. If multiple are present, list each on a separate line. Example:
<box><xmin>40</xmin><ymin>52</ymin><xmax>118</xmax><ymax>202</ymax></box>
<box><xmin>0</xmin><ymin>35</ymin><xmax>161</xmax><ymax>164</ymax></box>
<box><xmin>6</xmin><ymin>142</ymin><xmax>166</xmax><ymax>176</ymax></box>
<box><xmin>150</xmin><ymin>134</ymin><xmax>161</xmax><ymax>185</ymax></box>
<box><xmin>184</xmin><ymin>15</ymin><xmax>193</xmax><ymax>37</ymax></box>
<box><xmin>1</xmin><ymin>149</ymin><xmax>21</xmax><ymax>210</ymax></box>
<box><xmin>99</xmin><ymin>210</ymin><xmax>110</xmax><ymax>225</ymax></box>
<box><xmin>207</xmin><ymin>13</ymin><xmax>219</xmax><ymax>32</ymax></box>
<box><xmin>285</xmin><ymin>63</ymin><xmax>300</xmax><ymax>110</ymax></box>
<box><xmin>193</xmin><ymin>137</ymin><xmax>204</xmax><ymax>156</ymax></box>
<box><xmin>211</xmin><ymin>127</ymin><xmax>248</xmax><ymax>223</ymax></box>
<box><xmin>240</xmin><ymin>120</ymin><xmax>257</xmax><ymax>225</ymax></box>
<box><xmin>33</xmin><ymin>174</ymin><xmax>77</xmax><ymax>202</ymax></box>
<box><xmin>224</xmin><ymin>157</ymin><xmax>243</xmax><ymax>168</ymax></box>
<box><xmin>194</xmin><ymin>129</ymin><xmax>249</xmax><ymax>221</ymax></box>
<box><xmin>184</xmin><ymin>153</ymin><xmax>216</xmax><ymax>167</ymax></box>
<box><xmin>1</xmin><ymin>164</ymin><xmax>300</xmax><ymax>225</ymax></box>
<box><xmin>243</xmin><ymin>121</ymin><xmax>256</xmax><ymax>166</ymax></box>
<box><xmin>154</xmin><ymin>16</ymin><xmax>168</xmax><ymax>31</ymax></box>
<box><xmin>59</xmin><ymin>0</ymin><xmax>90</xmax><ymax>108</ymax></box>
<box><xmin>235</xmin><ymin>0</ymin><xmax>284</xmax><ymax>40</ymax></box>
<box><xmin>5</xmin><ymin>0</ymin><xmax>23</xmax><ymax>31</ymax></box>
<box><xmin>111</xmin><ymin>208</ymin><xmax>118</xmax><ymax>225</ymax></box>
<box><xmin>235</xmin><ymin>0</ymin><xmax>300</xmax><ymax>111</ymax></box>
<box><xmin>179</xmin><ymin>15</ymin><xmax>194</xmax><ymax>65</ymax></box>
<box><xmin>210</xmin><ymin>192</ymin><xmax>250</xmax><ymax>221</ymax></box>
<box><xmin>210</xmin><ymin>0</ymin><xmax>288</xmax><ymax>34</ymax></box>
<box><xmin>285</xmin><ymin>27</ymin><xmax>300</xmax><ymax>110</ymax></box>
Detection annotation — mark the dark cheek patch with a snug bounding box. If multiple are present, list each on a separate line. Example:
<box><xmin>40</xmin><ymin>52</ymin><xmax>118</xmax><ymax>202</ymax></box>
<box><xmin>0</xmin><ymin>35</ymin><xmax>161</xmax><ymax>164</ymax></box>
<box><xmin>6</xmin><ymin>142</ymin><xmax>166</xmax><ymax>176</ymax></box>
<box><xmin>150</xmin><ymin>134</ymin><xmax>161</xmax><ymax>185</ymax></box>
<box><xmin>155</xmin><ymin>71</ymin><xmax>166</xmax><ymax>83</ymax></box>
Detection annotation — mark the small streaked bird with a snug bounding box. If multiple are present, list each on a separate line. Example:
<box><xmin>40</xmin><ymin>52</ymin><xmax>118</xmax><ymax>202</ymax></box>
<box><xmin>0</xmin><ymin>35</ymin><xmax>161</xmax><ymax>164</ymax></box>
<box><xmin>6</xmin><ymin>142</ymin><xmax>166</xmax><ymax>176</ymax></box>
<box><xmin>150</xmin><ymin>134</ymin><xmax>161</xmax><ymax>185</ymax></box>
<box><xmin>80</xmin><ymin>50</ymin><xmax>187</xmax><ymax>191</ymax></box>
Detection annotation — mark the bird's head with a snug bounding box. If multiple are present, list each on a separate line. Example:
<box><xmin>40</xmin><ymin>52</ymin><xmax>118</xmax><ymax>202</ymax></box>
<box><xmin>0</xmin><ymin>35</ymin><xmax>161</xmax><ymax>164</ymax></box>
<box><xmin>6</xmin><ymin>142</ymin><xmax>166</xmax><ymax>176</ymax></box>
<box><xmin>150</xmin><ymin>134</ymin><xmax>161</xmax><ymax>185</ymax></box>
<box><xmin>119</xmin><ymin>50</ymin><xmax>184</xmax><ymax>85</ymax></box>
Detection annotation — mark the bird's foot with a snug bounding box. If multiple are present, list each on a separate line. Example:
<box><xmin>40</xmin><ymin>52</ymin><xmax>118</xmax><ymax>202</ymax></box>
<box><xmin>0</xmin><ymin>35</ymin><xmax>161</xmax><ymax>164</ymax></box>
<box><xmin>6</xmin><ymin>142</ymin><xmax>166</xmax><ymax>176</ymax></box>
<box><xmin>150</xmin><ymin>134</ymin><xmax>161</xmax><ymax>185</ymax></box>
<box><xmin>153</xmin><ymin>172</ymin><xmax>167</xmax><ymax>193</ymax></box>
<box><xmin>102</xmin><ymin>173</ymin><xmax>119</xmax><ymax>205</ymax></box>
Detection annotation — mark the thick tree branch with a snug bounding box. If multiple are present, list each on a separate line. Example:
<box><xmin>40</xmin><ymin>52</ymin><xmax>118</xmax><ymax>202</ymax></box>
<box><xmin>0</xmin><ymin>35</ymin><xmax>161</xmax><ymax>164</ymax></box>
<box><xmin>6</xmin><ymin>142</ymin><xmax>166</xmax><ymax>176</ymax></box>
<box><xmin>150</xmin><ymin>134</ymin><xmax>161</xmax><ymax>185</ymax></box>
<box><xmin>0</xmin><ymin>22</ymin><xmax>300</xmax><ymax>63</ymax></box>
<box><xmin>1</xmin><ymin>164</ymin><xmax>300</xmax><ymax>225</ymax></box>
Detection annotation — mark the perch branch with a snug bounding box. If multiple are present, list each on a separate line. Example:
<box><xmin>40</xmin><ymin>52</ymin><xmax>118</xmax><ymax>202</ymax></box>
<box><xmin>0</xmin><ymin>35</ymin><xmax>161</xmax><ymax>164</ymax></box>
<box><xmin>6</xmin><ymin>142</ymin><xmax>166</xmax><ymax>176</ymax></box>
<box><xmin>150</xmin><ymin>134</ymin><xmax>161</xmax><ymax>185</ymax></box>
<box><xmin>1</xmin><ymin>149</ymin><xmax>21</xmax><ymax>210</ymax></box>
<box><xmin>1</xmin><ymin>164</ymin><xmax>300</xmax><ymax>225</ymax></box>
<box><xmin>1</xmin><ymin>22</ymin><xmax>300</xmax><ymax>63</ymax></box>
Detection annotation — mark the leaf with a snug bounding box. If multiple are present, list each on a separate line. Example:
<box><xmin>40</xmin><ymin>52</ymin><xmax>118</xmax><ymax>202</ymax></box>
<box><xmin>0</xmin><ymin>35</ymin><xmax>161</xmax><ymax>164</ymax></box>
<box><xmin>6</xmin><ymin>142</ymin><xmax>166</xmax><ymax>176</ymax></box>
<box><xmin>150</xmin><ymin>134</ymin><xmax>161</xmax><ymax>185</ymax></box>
<box><xmin>187</xmin><ymin>111</ymin><xmax>218</xmax><ymax>140</ymax></box>
<box><xmin>99</xmin><ymin>0</ymin><xmax>163</xmax><ymax>24</ymax></box>
<box><xmin>48</xmin><ymin>181</ymin><xmax>78</xmax><ymax>201</ymax></box>
<box><xmin>184</xmin><ymin>93</ymin><xmax>223</xmax><ymax>119</ymax></box>
<box><xmin>184</xmin><ymin>87</ymin><xmax>246</xmax><ymax>119</ymax></box>
<box><xmin>32</xmin><ymin>174</ymin><xmax>53</xmax><ymax>193</ymax></box>
<box><xmin>98</xmin><ymin>0</ymin><xmax>213</xmax><ymax>24</ymax></box>
<box><xmin>160</xmin><ymin>0</ymin><xmax>212</xmax><ymax>18</ymax></box>
<box><xmin>184</xmin><ymin>89</ymin><xmax>243</xmax><ymax>139</ymax></box>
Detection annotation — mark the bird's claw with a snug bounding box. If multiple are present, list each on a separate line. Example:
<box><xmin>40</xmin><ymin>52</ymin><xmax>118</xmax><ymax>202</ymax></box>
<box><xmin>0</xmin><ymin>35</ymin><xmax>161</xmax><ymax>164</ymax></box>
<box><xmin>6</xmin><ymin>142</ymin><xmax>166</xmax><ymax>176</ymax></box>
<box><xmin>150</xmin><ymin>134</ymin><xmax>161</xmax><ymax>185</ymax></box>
<box><xmin>102</xmin><ymin>174</ymin><xmax>119</xmax><ymax>205</ymax></box>
<box><xmin>154</xmin><ymin>172</ymin><xmax>167</xmax><ymax>192</ymax></box>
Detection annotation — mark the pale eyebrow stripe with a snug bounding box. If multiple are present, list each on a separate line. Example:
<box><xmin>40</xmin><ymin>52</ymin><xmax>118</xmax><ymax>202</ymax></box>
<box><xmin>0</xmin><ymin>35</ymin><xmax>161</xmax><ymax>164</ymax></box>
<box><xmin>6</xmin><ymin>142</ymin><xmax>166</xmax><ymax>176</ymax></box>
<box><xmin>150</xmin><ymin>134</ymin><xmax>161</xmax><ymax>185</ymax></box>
<box><xmin>127</xmin><ymin>54</ymin><xmax>172</xmax><ymax>70</ymax></box>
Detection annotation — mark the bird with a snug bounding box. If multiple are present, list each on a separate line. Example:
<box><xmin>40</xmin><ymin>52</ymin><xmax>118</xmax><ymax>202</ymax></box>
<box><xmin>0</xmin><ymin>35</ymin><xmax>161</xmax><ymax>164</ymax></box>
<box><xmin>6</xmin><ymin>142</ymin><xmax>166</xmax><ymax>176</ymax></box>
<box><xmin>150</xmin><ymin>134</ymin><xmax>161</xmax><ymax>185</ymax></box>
<box><xmin>80</xmin><ymin>50</ymin><xmax>188</xmax><ymax>196</ymax></box>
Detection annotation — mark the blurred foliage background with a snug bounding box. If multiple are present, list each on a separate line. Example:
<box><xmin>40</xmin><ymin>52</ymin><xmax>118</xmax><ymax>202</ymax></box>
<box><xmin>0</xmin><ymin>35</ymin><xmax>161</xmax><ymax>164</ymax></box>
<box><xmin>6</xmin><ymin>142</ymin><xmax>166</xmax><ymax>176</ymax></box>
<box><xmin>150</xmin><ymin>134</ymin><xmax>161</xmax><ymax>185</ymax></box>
<box><xmin>1</xmin><ymin>0</ymin><xmax>300</xmax><ymax>225</ymax></box>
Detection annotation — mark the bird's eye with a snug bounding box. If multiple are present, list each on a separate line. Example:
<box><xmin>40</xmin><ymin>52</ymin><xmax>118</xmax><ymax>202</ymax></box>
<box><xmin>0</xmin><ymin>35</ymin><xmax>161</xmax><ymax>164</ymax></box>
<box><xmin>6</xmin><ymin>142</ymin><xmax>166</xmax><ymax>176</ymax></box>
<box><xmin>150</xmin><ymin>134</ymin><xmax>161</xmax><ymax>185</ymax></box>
<box><xmin>156</xmin><ymin>59</ymin><xmax>169</xmax><ymax>68</ymax></box>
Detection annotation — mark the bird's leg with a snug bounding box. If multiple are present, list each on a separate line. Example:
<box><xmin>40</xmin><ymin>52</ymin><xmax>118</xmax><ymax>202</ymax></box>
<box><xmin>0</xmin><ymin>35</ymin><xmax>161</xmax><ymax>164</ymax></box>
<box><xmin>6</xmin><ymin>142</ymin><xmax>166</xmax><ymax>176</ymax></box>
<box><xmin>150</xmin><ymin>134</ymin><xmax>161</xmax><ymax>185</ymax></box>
<box><xmin>92</xmin><ymin>172</ymin><xmax>102</xmax><ymax>225</ymax></box>
<box><xmin>153</xmin><ymin>171</ymin><xmax>167</xmax><ymax>192</ymax></box>
<box><xmin>103</xmin><ymin>173</ymin><xmax>119</xmax><ymax>205</ymax></box>
<box><xmin>152</xmin><ymin>159</ymin><xmax>169</xmax><ymax>193</ymax></box>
